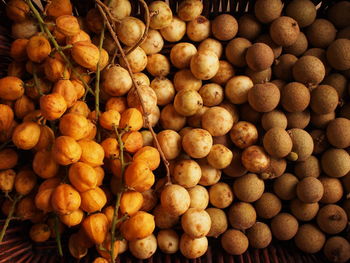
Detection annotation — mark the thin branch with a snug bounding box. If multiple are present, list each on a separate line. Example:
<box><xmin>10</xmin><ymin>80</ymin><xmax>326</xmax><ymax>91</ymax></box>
<box><xmin>96</xmin><ymin>2</ymin><xmax>171</xmax><ymax>185</ymax></box>
<box><xmin>0</xmin><ymin>195</ymin><xmax>22</xmax><ymax>243</ymax></box>
<box><xmin>54</xmin><ymin>215</ymin><xmax>63</xmax><ymax>257</ymax></box>
<box><xmin>26</xmin><ymin>0</ymin><xmax>95</xmax><ymax>97</ymax></box>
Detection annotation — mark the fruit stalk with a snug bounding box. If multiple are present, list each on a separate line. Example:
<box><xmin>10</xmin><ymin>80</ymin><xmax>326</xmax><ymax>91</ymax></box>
<box><xmin>54</xmin><ymin>215</ymin><xmax>63</xmax><ymax>256</ymax></box>
<box><xmin>0</xmin><ymin>195</ymin><xmax>21</xmax><ymax>243</ymax></box>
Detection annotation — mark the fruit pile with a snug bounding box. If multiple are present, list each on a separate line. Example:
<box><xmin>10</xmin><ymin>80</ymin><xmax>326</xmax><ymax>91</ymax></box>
<box><xmin>0</xmin><ymin>0</ymin><xmax>350</xmax><ymax>262</ymax></box>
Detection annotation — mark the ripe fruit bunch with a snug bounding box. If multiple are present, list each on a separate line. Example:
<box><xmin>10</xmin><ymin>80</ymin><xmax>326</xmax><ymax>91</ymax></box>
<box><xmin>0</xmin><ymin>0</ymin><xmax>350</xmax><ymax>262</ymax></box>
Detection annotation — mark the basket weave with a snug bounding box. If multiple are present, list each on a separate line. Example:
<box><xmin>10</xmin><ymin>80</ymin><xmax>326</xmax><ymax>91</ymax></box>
<box><xmin>0</xmin><ymin>0</ymin><xmax>347</xmax><ymax>262</ymax></box>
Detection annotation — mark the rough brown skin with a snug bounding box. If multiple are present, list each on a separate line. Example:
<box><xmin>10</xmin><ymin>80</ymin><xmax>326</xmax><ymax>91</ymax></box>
<box><xmin>321</xmin><ymin>148</ymin><xmax>350</xmax><ymax>178</ymax></box>
<box><xmin>273</xmin><ymin>54</ymin><xmax>298</xmax><ymax>81</ymax></box>
<box><xmin>326</xmin><ymin>39</ymin><xmax>350</xmax><ymax>71</ymax></box>
<box><xmin>261</xmin><ymin>110</ymin><xmax>287</xmax><ymax>131</ymax></box>
<box><xmin>323</xmin><ymin>236</ymin><xmax>350</xmax><ymax>263</ymax></box>
<box><xmin>310</xmin><ymin>129</ymin><xmax>330</xmax><ymax>154</ymax></box>
<box><xmin>326</xmin><ymin>118</ymin><xmax>350</xmax><ymax>148</ymax></box>
<box><xmin>263</xmin><ymin>127</ymin><xmax>293</xmax><ymax>158</ymax></box>
<box><xmin>281</xmin><ymin>82</ymin><xmax>310</xmax><ymax>112</ymax></box>
<box><xmin>318</xmin><ymin>81</ymin><xmax>341</xmax><ymax>103</ymax></box>
<box><xmin>304</xmin><ymin>47</ymin><xmax>331</xmax><ymax>74</ymax></box>
<box><xmin>286</xmin><ymin>0</ymin><xmax>317</xmax><ymax>28</ymax></box>
<box><xmin>254</xmin><ymin>192</ymin><xmax>282</xmax><ymax>219</ymax></box>
<box><xmin>256</xmin><ymin>34</ymin><xmax>282</xmax><ymax>59</ymax></box>
<box><xmin>238</xmin><ymin>14</ymin><xmax>262</xmax><ymax>41</ymax></box>
<box><xmin>239</xmin><ymin>103</ymin><xmax>262</xmax><ymax>124</ymax></box>
<box><xmin>245</xmin><ymin>67</ymin><xmax>272</xmax><ymax>84</ymax></box>
<box><xmin>261</xmin><ymin>157</ymin><xmax>287</xmax><ymax>179</ymax></box>
<box><xmin>287</xmin><ymin>128</ymin><xmax>314</xmax><ymax>162</ymax></box>
<box><xmin>286</xmin><ymin>110</ymin><xmax>310</xmax><ymax>129</ymax></box>
<box><xmin>221</xmin><ymin>229</ymin><xmax>249</xmax><ymax>255</ymax></box>
<box><xmin>284</xmin><ymin>32</ymin><xmax>308</xmax><ymax>56</ymax></box>
<box><xmin>245</xmin><ymin>43</ymin><xmax>274</xmax><ymax>71</ymax></box>
<box><xmin>327</xmin><ymin>1</ymin><xmax>350</xmax><ymax>29</ymax></box>
<box><xmin>290</xmin><ymin>199</ymin><xmax>319</xmax><ymax>221</ymax></box>
<box><xmin>211</xmin><ymin>14</ymin><xmax>238</xmax><ymax>41</ymax></box>
<box><xmin>296</xmin><ymin>177</ymin><xmax>324</xmax><ymax>203</ymax></box>
<box><xmin>294</xmin><ymin>224</ymin><xmax>326</xmax><ymax>253</ymax></box>
<box><xmin>271</xmin><ymin>213</ymin><xmax>299</xmax><ymax>240</ymax></box>
<box><xmin>254</xmin><ymin>0</ymin><xmax>283</xmax><ymax>24</ymax></box>
<box><xmin>273</xmin><ymin>173</ymin><xmax>299</xmax><ymax>200</ymax></box>
<box><xmin>323</xmin><ymin>73</ymin><xmax>348</xmax><ymax>98</ymax></box>
<box><xmin>310</xmin><ymin>111</ymin><xmax>336</xmax><ymax>129</ymax></box>
<box><xmin>246</xmin><ymin>222</ymin><xmax>272</xmax><ymax>249</ymax></box>
<box><xmin>316</xmin><ymin>204</ymin><xmax>348</xmax><ymax>234</ymax></box>
<box><xmin>270</xmin><ymin>16</ymin><xmax>300</xmax><ymax>47</ymax></box>
<box><xmin>292</xmin><ymin>56</ymin><xmax>326</xmax><ymax>85</ymax></box>
<box><xmin>319</xmin><ymin>176</ymin><xmax>344</xmax><ymax>204</ymax></box>
<box><xmin>306</xmin><ymin>19</ymin><xmax>337</xmax><ymax>48</ymax></box>
<box><xmin>294</xmin><ymin>155</ymin><xmax>321</xmax><ymax>179</ymax></box>
<box><xmin>225</xmin><ymin>37</ymin><xmax>252</xmax><ymax>67</ymax></box>
<box><xmin>233</xmin><ymin>173</ymin><xmax>265</xmax><ymax>202</ymax></box>
<box><xmin>228</xmin><ymin>202</ymin><xmax>256</xmax><ymax>230</ymax></box>
<box><xmin>248</xmin><ymin>82</ymin><xmax>280</xmax><ymax>112</ymax></box>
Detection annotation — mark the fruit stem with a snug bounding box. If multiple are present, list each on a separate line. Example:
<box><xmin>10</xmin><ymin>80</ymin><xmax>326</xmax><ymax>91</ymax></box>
<box><xmin>0</xmin><ymin>195</ymin><xmax>22</xmax><ymax>243</ymax></box>
<box><xmin>32</xmin><ymin>66</ymin><xmax>43</xmax><ymax>96</ymax></box>
<box><xmin>54</xmin><ymin>215</ymin><xmax>63</xmax><ymax>257</ymax></box>
<box><xmin>26</xmin><ymin>0</ymin><xmax>95</xmax><ymax>97</ymax></box>
<box><xmin>96</xmin><ymin>1</ymin><xmax>171</xmax><ymax>185</ymax></box>
<box><xmin>109</xmin><ymin>124</ymin><xmax>127</xmax><ymax>263</ymax></box>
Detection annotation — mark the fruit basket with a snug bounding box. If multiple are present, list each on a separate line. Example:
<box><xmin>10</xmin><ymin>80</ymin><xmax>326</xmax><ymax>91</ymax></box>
<box><xmin>0</xmin><ymin>0</ymin><xmax>349</xmax><ymax>262</ymax></box>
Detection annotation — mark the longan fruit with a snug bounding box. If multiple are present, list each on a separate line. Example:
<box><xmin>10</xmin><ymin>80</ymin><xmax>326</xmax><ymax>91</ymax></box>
<box><xmin>173</xmin><ymin>159</ymin><xmax>202</xmax><ymax>188</ymax></box>
<box><xmin>129</xmin><ymin>234</ymin><xmax>157</xmax><ymax>259</ymax></box>
<box><xmin>306</xmin><ymin>19</ymin><xmax>336</xmax><ymax>48</ymax></box>
<box><xmin>296</xmin><ymin>177</ymin><xmax>324</xmax><ymax>203</ymax></box>
<box><xmin>286</xmin><ymin>110</ymin><xmax>310</xmax><ymax>129</ymax></box>
<box><xmin>238</xmin><ymin>14</ymin><xmax>262</xmax><ymax>41</ymax></box>
<box><xmin>248</xmin><ymin>82</ymin><xmax>280</xmax><ymax>112</ymax></box>
<box><xmin>207</xmin><ymin>144</ymin><xmax>233</xmax><ymax>169</ymax></box>
<box><xmin>225</xmin><ymin>76</ymin><xmax>254</xmax><ymax>105</ymax></box>
<box><xmin>263</xmin><ymin>127</ymin><xmax>293</xmax><ymax>158</ymax></box>
<box><xmin>153</xmin><ymin>205</ymin><xmax>179</xmax><ymax>229</ymax></box>
<box><xmin>211</xmin><ymin>14</ymin><xmax>238</xmax><ymax>41</ymax></box>
<box><xmin>209</xmin><ymin>182</ymin><xmax>233</xmax><ymax>209</ymax></box>
<box><xmin>157</xmin><ymin>230</ymin><xmax>179</xmax><ymax>254</ymax></box>
<box><xmin>211</xmin><ymin>60</ymin><xmax>235</xmax><ymax>85</ymax></box>
<box><xmin>201</xmin><ymin>106</ymin><xmax>234</xmax><ymax>136</ymax></box>
<box><xmin>323</xmin><ymin>236</ymin><xmax>350</xmax><ymax>263</ymax></box>
<box><xmin>326</xmin><ymin>39</ymin><xmax>350</xmax><ymax>71</ymax></box>
<box><xmin>245</xmin><ymin>67</ymin><xmax>272</xmax><ymax>84</ymax></box>
<box><xmin>323</xmin><ymin>73</ymin><xmax>348</xmax><ymax>98</ymax></box>
<box><xmin>261</xmin><ymin>157</ymin><xmax>287</xmax><ymax>180</ymax></box>
<box><xmin>197</xmin><ymin>159</ymin><xmax>221</xmax><ymax>186</ymax></box>
<box><xmin>286</xmin><ymin>0</ymin><xmax>316</xmax><ymax>28</ymax></box>
<box><xmin>273</xmin><ymin>173</ymin><xmax>299</xmax><ymax>200</ymax></box>
<box><xmin>319</xmin><ymin>177</ymin><xmax>344</xmax><ymax>204</ymax></box>
<box><xmin>292</xmin><ymin>56</ymin><xmax>325</xmax><ymax>85</ymax></box>
<box><xmin>269</xmin><ymin>16</ymin><xmax>300</xmax><ymax>47</ymax></box>
<box><xmin>182</xmin><ymin>128</ymin><xmax>213</xmax><ymax>159</ymax></box>
<box><xmin>221</xmin><ymin>229</ymin><xmax>249</xmax><ymax>255</ymax></box>
<box><xmin>310</xmin><ymin>111</ymin><xmax>336</xmax><ymax>129</ymax></box>
<box><xmin>326</xmin><ymin>118</ymin><xmax>350</xmax><ymax>149</ymax></box>
<box><xmin>230</xmin><ymin>121</ymin><xmax>258</xmax><ymax>149</ymax></box>
<box><xmin>281</xmin><ymin>82</ymin><xmax>310</xmax><ymax>112</ymax></box>
<box><xmin>206</xmin><ymin>208</ymin><xmax>228</xmax><ymax>238</ymax></box>
<box><xmin>228</xmin><ymin>202</ymin><xmax>256</xmax><ymax>230</ymax></box>
<box><xmin>310</xmin><ymin>129</ymin><xmax>329</xmax><ymax>155</ymax></box>
<box><xmin>199</xmin><ymin>83</ymin><xmax>224</xmax><ymax>107</ymax></box>
<box><xmin>273</xmin><ymin>54</ymin><xmax>298</xmax><ymax>81</ymax></box>
<box><xmin>294</xmin><ymin>224</ymin><xmax>326</xmax><ymax>253</ymax></box>
<box><xmin>198</xmin><ymin>38</ymin><xmax>223</xmax><ymax>58</ymax></box>
<box><xmin>321</xmin><ymin>148</ymin><xmax>350</xmax><ymax>178</ymax></box>
<box><xmin>188</xmin><ymin>185</ymin><xmax>209</xmax><ymax>210</ymax></box>
<box><xmin>287</xmin><ymin>128</ymin><xmax>314</xmax><ymax>162</ymax></box>
<box><xmin>157</xmin><ymin>130</ymin><xmax>182</xmax><ymax>160</ymax></box>
<box><xmin>284</xmin><ymin>32</ymin><xmax>308</xmax><ymax>56</ymax></box>
<box><xmin>181</xmin><ymin>208</ymin><xmax>211</xmax><ymax>238</ymax></box>
<box><xmin>225</xmin><ymin>38</ymin><xmax>252</xmax><ymax>67</ymax></box>
<box><xmin>233</xmin><ymin>173</ymin><xmax>265</xmax><ymax>203</ymax></box>
<box><xmin>246</xmin><ymin>43</ymin><xmax>274</xmax><ymax>71</ymax></box>
<box><xmin>316</xmin><ymin>204</ymin><xmax>348</xmax><ymax>234</ymax></box>
<box><xmin>256</xmin><ymin>34</ymin><xmax>282</xmax><ymax>59</ymax></box>
<box><xmin>173</xmin><ymin>88</ymin><xmax>203</xmax><ymax>117</ymax></box>
<box><xmin>271</xmin><ymin>213</ymin><xmax>299</xmax><ymax>240</ymax></box>
<box><xmin>179</xmin><ymin>234</ymin><xmax>208</xmax><ymax>259</ymax></box>
<box><xmin>160</xmin><ymin>184</ymin><xmax>190</xmax><ymax>216</ymax></box>
<box><xmin>310</xmin><ymin>85</ymin><xmax>339</xmax><ymax>114</ymax></box>
<box><xmin>290</xmin><ymin>198</ymin><xmax>319</xmax><ymax>221</ymax></box>
<box><xmin>294</xmin><ymin>155</ymin><xmax>321</xmax><ymax>179</ymax></box>
<box><xmin>160</xmin><ymin>104</ymin><xmax>186</xmax><ymax>131</ymax></box>
<box><xmin>254</xmin><ymin>0</ymin><xmax>283</xmax><ymax>24</ymax></box>
<box><xmin>246</xmin><ymin>222</ymin><xmax>272</xmax><ymax>249</ymax></box>
<box><xmin>261</xmin><ymin>110</ymin><xmax>287</xmax><ymax>131</ymax></box>
<box><xmin>241</xmin><ymin>145</ymin><xmax>270</xmax><ymax>173</ymax></box>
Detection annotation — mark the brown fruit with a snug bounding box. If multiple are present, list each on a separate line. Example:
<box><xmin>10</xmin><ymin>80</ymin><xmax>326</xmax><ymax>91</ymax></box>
<box><xmin>290</xmin><ymin>199</ymin><xmax>319</xmax><ymax>221</ymax></box>
<box><xmin>233</xmin><ymin>173</ymin><xmax>264</xmax><ymax>202</ymax></box>
<box><xmin>228</xmin><ymin>202</ymin><xmax>256</xmax><ymax>230</ymax></box>
<box><xmin>221</xmin><ymin>229</ymin><xmax>248</xmax><ymax>255</ymax></box>
<box><xmin>326</xmin><ymin>39</ymin><xmax>350</xmax><ymax>71</ymax></box>
<box><xmin>6</xmin><ymin>0</ymin><xmax>30</xmax><ymax>22</ymax></box>
<box><xmin>248</xmin><ymin>82</ymin><xmax>280</xmax><ymax>112</ymax></box>
<box><xmin>261</xmin><ymin>110</ymin><xmax>287</xmax><ymax>131</ymax></box>
<box><xmin>288</xmin><ymin>128</ymin><xmax>314</xmax><ymax>161</ymax></box>
<box><xmin>327</xmin><ymin>1</ymin><xmax>350</xmax><ymax>28</ymax></box>
<box><xmin>237</xmin><ymin>14</ymin><xmax>262</xmax><ymax>41</ymax></box>
<box><xmin>294</xmin><ymin>155</ymin><xmax>321</xmax><ymax>179</ymax></box>
<box><xmin>316</xmin><ymin>204</ymin><xmax>347</xmax><ymax>234</ymax></box>
<box><xmin>319</xmin><ymin>176</ymin><xmax>344</xmax><ymax>204</ymax></box>
<box><xmin>211</xmin><ymin>14</ymin><xmax>238</xmax><ymax>41</ymax></box>
<box><xmin>321</xmin><ymin>148</ymin><xmax>350</xmax><ymax>178</ymax></box>
<box><xmin>225</xmin><ymin>38</ymin><xmax>252</xmax><ymax>67</ymax></box>
<box><xmin>273</xmin><ymin>173</ymin><xmax>299</xmax><ymax>200</ymax></box>
<box><xmin>286</xmin><ymin>0</ymin><xmax>316</xmax><ymax>28</ymax></box>
<box><xmin>29</xmin><ymin>224</ymin><xmax>51</xmax><ymax>243</ymax></box>
<box><xmin>306</xmin><ymin>19</ymin><xmax>336</xmax><ymax>48</ymax></box>
<box><xmin>263</xmin><ymin>127</ymin><xmax>293</xmax><ymax>158</ymax></box>
<box><xmin>246</xmin><ymin>43</ymin><xmax>274</xmax><ymax>71</ymax></box>
<box><xmin>293</xmin><ymin>56</ymin><xmax>325</xmax><ymax>85</ymax></box>
<box><xmin>323</xmin><ymin>236</ymin><xmax>350</xmax><ymax>263</ymax></box>
<box><xmin>46</xmin><ymin>0</ymin><xmax>73</xmax><ymax>18</ymax></box>
<box><xmin>296</xmin><ymin>177</ymin><xmax>324</xmax><ymax>203</ymax></box>
<box><xmin>271</xmin><ymin>213</ymin><xmax>298</xmax><ymax>240</ymax></box>
<box><xmin>284</xmin><ymin>32</ymin><xmax>308</xmax><ymax>56</ymax></box>
<box><xmin>281</xmin><ymin>82</ymin><xmax>310</xmax><ymax>112</ymax></box>
<box><xmin>241</xmin><ymin>145</ymin><xmax>270</xmax><ymax>173</ymax></box>
<box><xmin>294</xmin><ymin>224</ymin><xmax>326</xmax><ymax>253</ymax></box>
<box><xmin>0</xmin><ymin>104</ymin><xmax>14</xmax><ymax>131</ymax></box>
<box><xmin>254</xmin><ymin>0</ymin><xmax>283</xmax><ymax>24</ymax></box>
<box><xmin>326</xmin><ymin>118</ymin><xmax>350</xmax><ymax>148</ymax></box>
<box><xmin>229</xmin><ymin>121</ymin><xmax>258</xmax><ymax>149</ymax></box>
<box><xmin>246</xmin><ymin>222</ymin><xmax>272</xmax><ymax>249</ymax></box>
<box><xmin>14</xmin><ymin>169</ymin><xmax>37</xmax><ymax>195</ymax></box>
<box><xmin>270</xmin><ymin>16</ymin><xmax>300</xmax><ymax>47</ymax></box>
<box><xmin>273</xmin><ymin>54</ymin><xmax>298</xmax><ymax>81</ymax></box>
